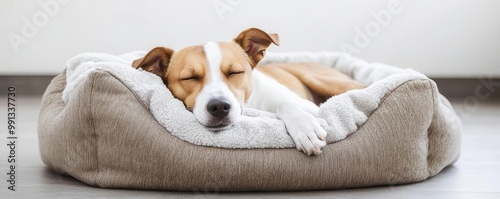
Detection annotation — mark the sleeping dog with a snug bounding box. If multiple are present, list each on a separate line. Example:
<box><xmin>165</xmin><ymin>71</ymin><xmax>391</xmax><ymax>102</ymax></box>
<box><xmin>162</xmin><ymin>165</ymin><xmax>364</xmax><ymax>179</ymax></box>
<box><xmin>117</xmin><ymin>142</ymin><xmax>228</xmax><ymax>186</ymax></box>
<box><xmin>132</xmin><ymin>28</ymin><xmax>365</xmax><ymax>155</ymax></box>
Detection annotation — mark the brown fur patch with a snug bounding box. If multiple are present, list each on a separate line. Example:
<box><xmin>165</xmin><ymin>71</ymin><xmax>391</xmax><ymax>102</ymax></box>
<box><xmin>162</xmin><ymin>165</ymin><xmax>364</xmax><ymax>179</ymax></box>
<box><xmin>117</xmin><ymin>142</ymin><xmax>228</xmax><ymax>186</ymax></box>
<box><xmin>257</xmin><ymin>63</ymin><xmax>366</xmax><ymax>104</ymax></box>
<box><xmin>165</xmin><ymin>45</ymin><xmax>208</xmax><ymax>110</ymax></box>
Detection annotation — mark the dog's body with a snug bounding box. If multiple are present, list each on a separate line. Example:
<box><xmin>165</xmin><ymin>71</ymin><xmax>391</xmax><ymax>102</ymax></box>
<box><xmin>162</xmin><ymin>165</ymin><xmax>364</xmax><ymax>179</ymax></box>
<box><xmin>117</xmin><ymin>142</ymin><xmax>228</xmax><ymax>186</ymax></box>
<box><xmin>133</xmin><ymin>28</ymin><xmax>365</xmax><ymax>155</ymax></box>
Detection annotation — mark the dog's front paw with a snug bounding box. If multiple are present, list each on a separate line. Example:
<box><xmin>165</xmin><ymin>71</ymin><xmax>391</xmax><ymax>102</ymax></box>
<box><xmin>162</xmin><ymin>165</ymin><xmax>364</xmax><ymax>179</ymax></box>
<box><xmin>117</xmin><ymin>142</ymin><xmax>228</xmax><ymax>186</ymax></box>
<box><xmin>287</xmin><ymin>113</ymin><xmax>327</xmax><ymax>155</ymax></box>
<box><xmin>277</xmin><ymin>102</ymin><xmax>327</xmax><ymax>155</ymax></box>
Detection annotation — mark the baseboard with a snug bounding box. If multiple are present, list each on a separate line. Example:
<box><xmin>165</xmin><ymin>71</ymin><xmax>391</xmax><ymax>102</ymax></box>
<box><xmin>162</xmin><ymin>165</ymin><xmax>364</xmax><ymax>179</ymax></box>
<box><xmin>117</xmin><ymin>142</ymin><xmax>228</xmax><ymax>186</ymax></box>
<box><xmin>432</xmin><ymin>78</ymin><xmax>500</xmax><ymax>100</ymax></box>
<box><xmin>1</xmin><ymin>76</ymin><xmax>499</xmax><ymax>99</ymax></box>
<box><xmin>0</xmin><ymin>76</ymin><xmax>55</xmax><ymax>96</ymax></box>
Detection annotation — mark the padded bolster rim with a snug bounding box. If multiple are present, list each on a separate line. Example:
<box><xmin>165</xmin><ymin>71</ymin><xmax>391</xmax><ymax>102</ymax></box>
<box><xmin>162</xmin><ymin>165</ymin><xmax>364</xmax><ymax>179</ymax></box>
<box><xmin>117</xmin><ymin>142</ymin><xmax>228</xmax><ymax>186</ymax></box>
<box><xmin>39</xmin><ymin>70</ymin><xmax>100</xmax><ymax>186</ymax></box>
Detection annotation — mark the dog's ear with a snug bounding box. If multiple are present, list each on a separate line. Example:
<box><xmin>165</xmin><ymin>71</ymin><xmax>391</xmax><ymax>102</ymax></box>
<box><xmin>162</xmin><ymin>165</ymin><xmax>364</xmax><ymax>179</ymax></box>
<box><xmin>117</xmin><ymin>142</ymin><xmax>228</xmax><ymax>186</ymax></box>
<box><xmin>234</xmin><ymin>28</ymin><xmax>279</xmax><ymax>67</ymax></box>
<box><xmin>132</xmin><ymin>47</ymin><xmax>174</xmax><ymax>77</ymax></box>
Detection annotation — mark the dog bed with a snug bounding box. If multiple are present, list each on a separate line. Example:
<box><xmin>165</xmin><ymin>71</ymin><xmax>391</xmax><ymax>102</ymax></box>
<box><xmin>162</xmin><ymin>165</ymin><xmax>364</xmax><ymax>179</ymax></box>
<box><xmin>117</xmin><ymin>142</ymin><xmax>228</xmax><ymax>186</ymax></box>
<box><xmin>38</xmin><ymin>51</ymin><xmax>461</xmax><ymax>191</ymax></box>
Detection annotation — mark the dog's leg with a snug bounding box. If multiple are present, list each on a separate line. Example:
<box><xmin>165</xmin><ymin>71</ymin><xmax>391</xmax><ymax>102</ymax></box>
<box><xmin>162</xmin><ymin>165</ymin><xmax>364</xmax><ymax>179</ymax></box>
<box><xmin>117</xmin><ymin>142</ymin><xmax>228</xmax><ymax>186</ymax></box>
<box><xmin>276</xmin><ymin>100</ymin><xmax>327</xmax><ymax>155</ymax></box>
<box><xmin>247</xmin><ymin>70</ymin><xmax>327</xmax><ymax>155</ymax></box>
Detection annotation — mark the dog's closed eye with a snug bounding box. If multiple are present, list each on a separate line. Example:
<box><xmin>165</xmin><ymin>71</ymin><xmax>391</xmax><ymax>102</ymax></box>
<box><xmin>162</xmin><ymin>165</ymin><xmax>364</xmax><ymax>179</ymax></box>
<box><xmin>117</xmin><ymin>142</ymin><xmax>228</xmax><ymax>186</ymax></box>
<box><xmin>228</xmin><ymin>70</ymin><xmax>245</xmax><ymax>77</ymax></box>
<box><xmin>180</xmin><ymin>76</ymin><xmax>200</xmax><ymax>81</ymax></box>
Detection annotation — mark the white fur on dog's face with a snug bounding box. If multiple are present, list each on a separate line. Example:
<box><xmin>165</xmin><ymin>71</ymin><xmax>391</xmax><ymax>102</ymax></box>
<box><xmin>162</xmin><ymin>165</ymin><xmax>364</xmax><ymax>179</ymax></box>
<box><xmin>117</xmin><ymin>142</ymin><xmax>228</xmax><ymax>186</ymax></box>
<box><xmin>163</xmin><ymin>41</ymin><xmax>253</xmax><ymax>131</ymax></box>
<box><xmin>191</xmin><ymin>42</ymin><xmax>243</xmax><ymax>130</ymax></box>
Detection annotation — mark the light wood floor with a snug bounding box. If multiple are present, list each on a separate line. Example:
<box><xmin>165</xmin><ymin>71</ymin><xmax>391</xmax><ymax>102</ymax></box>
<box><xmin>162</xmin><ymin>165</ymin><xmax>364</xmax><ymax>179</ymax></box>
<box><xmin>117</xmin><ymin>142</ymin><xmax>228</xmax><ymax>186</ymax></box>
<box><xmin>1</xmin><ymin>96</ymin><xmax>499</xmax><ymax>199</ymax></box>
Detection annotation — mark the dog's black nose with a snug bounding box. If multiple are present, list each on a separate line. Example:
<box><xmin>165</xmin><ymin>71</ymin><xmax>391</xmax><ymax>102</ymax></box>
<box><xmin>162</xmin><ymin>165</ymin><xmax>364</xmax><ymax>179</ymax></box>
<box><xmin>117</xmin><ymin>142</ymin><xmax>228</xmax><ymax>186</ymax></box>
<box><xmin>207</xmin><ymin>99</ymin><xmax>231</xmax><ymax>119</ymax></box>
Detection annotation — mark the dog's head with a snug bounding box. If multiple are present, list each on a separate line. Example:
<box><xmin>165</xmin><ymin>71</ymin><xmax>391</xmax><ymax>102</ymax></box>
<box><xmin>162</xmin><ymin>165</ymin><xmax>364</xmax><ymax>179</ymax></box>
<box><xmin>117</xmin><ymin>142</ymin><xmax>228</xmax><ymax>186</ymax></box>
<box><xmin>133</xmin><ymin>28</ymin><xmax>279</xmax><ymax>131</ymax></box>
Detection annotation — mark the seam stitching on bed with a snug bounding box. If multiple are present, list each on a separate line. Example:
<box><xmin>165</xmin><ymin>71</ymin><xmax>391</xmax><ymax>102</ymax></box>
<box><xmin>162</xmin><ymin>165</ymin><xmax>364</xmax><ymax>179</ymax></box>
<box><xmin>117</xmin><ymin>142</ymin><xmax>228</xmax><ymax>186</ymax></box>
<box><xmin>89</xmin><ymin>71</ymin><xmax>100</xmax><ymax>185</ymax></box>
<box><xmin>426</xmin><ymin>79</ymin><xmax>437</xmax><ymax>177</ymax></box>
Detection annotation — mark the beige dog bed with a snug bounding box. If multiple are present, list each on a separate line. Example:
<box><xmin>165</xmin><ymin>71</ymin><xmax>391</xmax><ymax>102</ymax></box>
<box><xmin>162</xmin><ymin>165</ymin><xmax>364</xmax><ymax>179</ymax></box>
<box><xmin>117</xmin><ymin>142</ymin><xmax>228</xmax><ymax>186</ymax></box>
<box><xmin>38</xmin><ymin>52</ymin><xmax>461</xmax><ymax>191</ymax></box>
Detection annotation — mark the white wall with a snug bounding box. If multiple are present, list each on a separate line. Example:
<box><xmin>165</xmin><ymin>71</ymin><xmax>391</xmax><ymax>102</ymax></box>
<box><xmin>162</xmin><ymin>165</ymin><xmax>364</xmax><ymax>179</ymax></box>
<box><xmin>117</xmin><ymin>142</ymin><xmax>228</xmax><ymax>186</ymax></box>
<box><xmin>1</xmin><ymin>0</ymin><xmax>499</xmax><ymax>77</ymax></box>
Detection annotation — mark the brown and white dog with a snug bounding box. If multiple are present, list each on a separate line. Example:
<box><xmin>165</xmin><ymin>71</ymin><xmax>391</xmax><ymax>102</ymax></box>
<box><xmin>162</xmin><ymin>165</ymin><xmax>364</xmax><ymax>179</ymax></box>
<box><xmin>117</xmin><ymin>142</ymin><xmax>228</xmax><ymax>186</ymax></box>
<box><xmin>132</xmin><ymin>28</ymin><xmax>365</xmax><ymax>155</ymax></box>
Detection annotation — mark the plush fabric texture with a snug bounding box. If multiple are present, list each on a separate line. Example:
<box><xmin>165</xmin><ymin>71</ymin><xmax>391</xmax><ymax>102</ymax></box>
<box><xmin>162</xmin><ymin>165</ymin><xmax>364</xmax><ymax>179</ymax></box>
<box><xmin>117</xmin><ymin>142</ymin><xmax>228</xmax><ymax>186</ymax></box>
<box><xmin>38</xmin><ymin>52</ymin><xmax>461</xmax><ymax>191</ymax></box>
